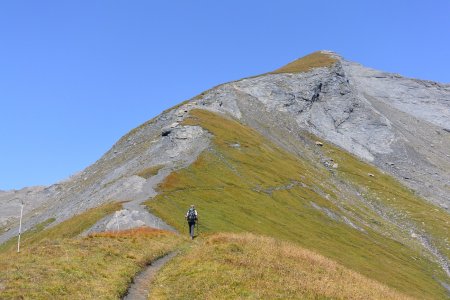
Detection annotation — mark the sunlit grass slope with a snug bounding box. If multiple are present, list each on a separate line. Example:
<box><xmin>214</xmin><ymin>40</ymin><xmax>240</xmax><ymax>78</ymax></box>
<box><xmin>146</xmin><ymin>109</ymin><xmax>449</xmax><ymax>299</ymax></box>
<box><xmin>0</xmin><ymin>204</ymin><xmax>184</xmax><ymax>299</ymax></box>
<box><xmin>150</xmin><ymin>233</ymin><xmax>412</xmax><ymax>299</ymax></box>
<box><xmin>272</xmin><ymin>51</ymin><xmax>337</xmax><ymax>74</ymax></box>
<box><xmin>322</xmin><ymin>143</ymin><xmax>450</xmax><ymax>261</ymax></box>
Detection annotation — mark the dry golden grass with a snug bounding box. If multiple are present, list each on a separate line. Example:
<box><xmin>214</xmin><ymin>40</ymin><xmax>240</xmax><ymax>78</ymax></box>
<box><xmin>150</xmin><ymin>233</ymin><xmax>413</xmax><ymax>299</ymax></box>
<box><xmin>272</xmin><ymin>51</ymin><xmax>337</xmax><ymax>74</ymax></box>
<box><xmin>0</xmin><ymin>228</ymin><xmax>183</xmax><ymax>299</ymax></box>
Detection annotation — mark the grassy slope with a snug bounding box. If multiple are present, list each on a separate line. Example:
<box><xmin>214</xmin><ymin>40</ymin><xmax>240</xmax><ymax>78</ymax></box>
<box><xmin>146</xmin><ymin>109</ymin><xmax>450</xmax><ymax>299</ymax></box>
<box><xmin>271</xmin><ymin>51</ymin><xmax>337</xmax><ymax>74</ymax></box>
<box><xmin>0</xmin><ymin>202</ymin><xmax>121</xmax><ymax>253</ymax></box>
<box><xmin>0</xmin><ymin>203</ymin><xmax>184</xmax><ymax>299</ymax></box>
<box><xmin>151</xmin><ymin>233</ymin><xmax>412</xmax><ymax>299</ymax></box>
<box><xmin>321</xmin><ymin>140</ymin><xmax>450</xmax><ymax>261</ymax></box>
<box><xmin>136</xmin><ymin>165</ymin><xmax>164</xmax><ymax>179</ymax></box>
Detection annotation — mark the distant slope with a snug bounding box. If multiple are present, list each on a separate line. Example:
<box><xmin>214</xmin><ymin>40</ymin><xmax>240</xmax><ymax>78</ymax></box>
<box><xmin>147</xmin><ymin>109</ymin><xmax>450</xmax><ymax>299</ymax></box>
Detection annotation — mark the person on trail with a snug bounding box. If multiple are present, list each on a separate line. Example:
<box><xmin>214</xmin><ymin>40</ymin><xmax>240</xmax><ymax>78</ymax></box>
<box><xmin>185</xmin><ymin>205</ymin><xmax>198</xmax><ymax>239</ymax></box>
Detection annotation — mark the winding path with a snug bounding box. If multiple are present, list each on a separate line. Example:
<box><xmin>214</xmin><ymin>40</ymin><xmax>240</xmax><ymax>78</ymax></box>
<box><xmin>123</xmin><ymin>251</ymin><xmax>178</xmax><ymax>300</ymax></box>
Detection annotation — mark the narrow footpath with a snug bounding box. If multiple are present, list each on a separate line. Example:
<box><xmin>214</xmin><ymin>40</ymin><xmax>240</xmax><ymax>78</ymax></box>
<box><xmin>123</xmin><ymin>251</ymin><xmax>178</xmax><ymax>300</ymax></box>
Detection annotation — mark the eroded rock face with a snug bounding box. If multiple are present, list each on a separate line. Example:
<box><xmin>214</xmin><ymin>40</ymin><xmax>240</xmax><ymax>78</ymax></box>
<box><xmin>234</xmin><ymin>65</ymin><xmax>396</xmax><ymax>162</ymax></box>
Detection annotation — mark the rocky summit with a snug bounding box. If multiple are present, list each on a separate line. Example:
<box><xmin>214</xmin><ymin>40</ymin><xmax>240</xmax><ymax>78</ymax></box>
<box><xmin>1</xmin><ymin>51</ymin><xmax>450</xmax><ymax>298</ymax></box>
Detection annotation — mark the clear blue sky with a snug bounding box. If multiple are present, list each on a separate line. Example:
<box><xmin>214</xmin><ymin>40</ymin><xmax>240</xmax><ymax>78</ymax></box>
<box><xmin>1</xmin><ymin>1</ymin><xmax>449</xmax><ymax>190</ymax></box>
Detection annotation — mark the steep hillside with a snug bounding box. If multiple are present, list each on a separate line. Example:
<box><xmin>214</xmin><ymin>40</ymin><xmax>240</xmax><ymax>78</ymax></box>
<box><xmin>192</xmin><ymin>51</ymin><xmax>450</xmax><ymax>209</ymax></box>
<box><xmin>147</xmin><ymin>109</ymin><xmax>449</xmax><ymax>299</ymax></box>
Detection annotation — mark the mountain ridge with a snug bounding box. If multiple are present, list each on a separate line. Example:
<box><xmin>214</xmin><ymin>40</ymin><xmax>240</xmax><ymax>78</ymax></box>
<box><xmin>2</xmin><ymin>49</ymin><xmax>449</xmax><ymax>246</ymax></box>
<box><xmin>2</xmin><ymin>49</ymin><xmax>449</xmax><ymax>233</ymax></box>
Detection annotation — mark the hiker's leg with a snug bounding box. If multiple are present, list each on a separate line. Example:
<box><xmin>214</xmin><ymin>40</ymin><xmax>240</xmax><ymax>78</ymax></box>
<box><xmin>190</xmin><ymin>223</ymin><xmax>195</xmax><ymax>239</ymax></box>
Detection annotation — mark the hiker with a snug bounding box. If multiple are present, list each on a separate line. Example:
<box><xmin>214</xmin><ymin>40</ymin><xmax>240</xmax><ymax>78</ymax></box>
<box><xmin>185</xmin><ymin>205</ymin><xmax>198</xmax><ymax>239</ymax></box>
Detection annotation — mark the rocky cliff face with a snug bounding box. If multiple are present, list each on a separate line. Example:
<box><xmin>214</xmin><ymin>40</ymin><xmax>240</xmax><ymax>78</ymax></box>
<box><xmin>1</xmin><ymin>51</ymin><xmax>449</xmax><ymax>246</ymax></box>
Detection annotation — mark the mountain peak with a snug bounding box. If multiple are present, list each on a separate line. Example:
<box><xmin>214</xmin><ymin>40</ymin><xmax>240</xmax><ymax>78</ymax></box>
<box><xmin>272</xmin><ymin>50</ymin><xmax>340</xmax><ymax>74</ymax></box>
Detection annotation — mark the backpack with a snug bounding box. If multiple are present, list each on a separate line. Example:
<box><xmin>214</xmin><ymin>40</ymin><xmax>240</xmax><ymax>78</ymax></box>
<box><xmin>187</xmin><ymin>208</ymin><xmax>197</xmax><ymax>222</ymax></box>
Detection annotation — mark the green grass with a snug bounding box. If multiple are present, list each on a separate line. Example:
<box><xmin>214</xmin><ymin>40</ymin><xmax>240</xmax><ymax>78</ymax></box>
<box><xmin>151</xmin><ymin>233</ymin><xmax>413</xmax><ymax>299</ymax></box>
<box><xmin>146</xmin><ymin>109</ymin><xmax>450</xmax><ymax>299</ymax></box>
<box><xmin>0</xmin><ymin>218</ymin><xmax>56</xmax><ymax>253</ymax></box>
<box><xmin>271</xmin><ymin>51</ymin><xmax>337</xmax><ymax>74</ymax></box>
<box><xmin>39</xmin><ymin>202</ymin><xmax>122</xmax><ymax>240</ymax></box>
<box><xmin>321</xmin><ymin>142</ymin><xmax>450</xmax><ymax>261</ymax></box>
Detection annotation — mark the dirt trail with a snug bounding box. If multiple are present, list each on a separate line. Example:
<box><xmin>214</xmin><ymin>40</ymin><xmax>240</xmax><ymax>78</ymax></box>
<box><xmin>123</xmin><ymin>251</ymin><xmax>177</xmax><ymax>300</ymax></box>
